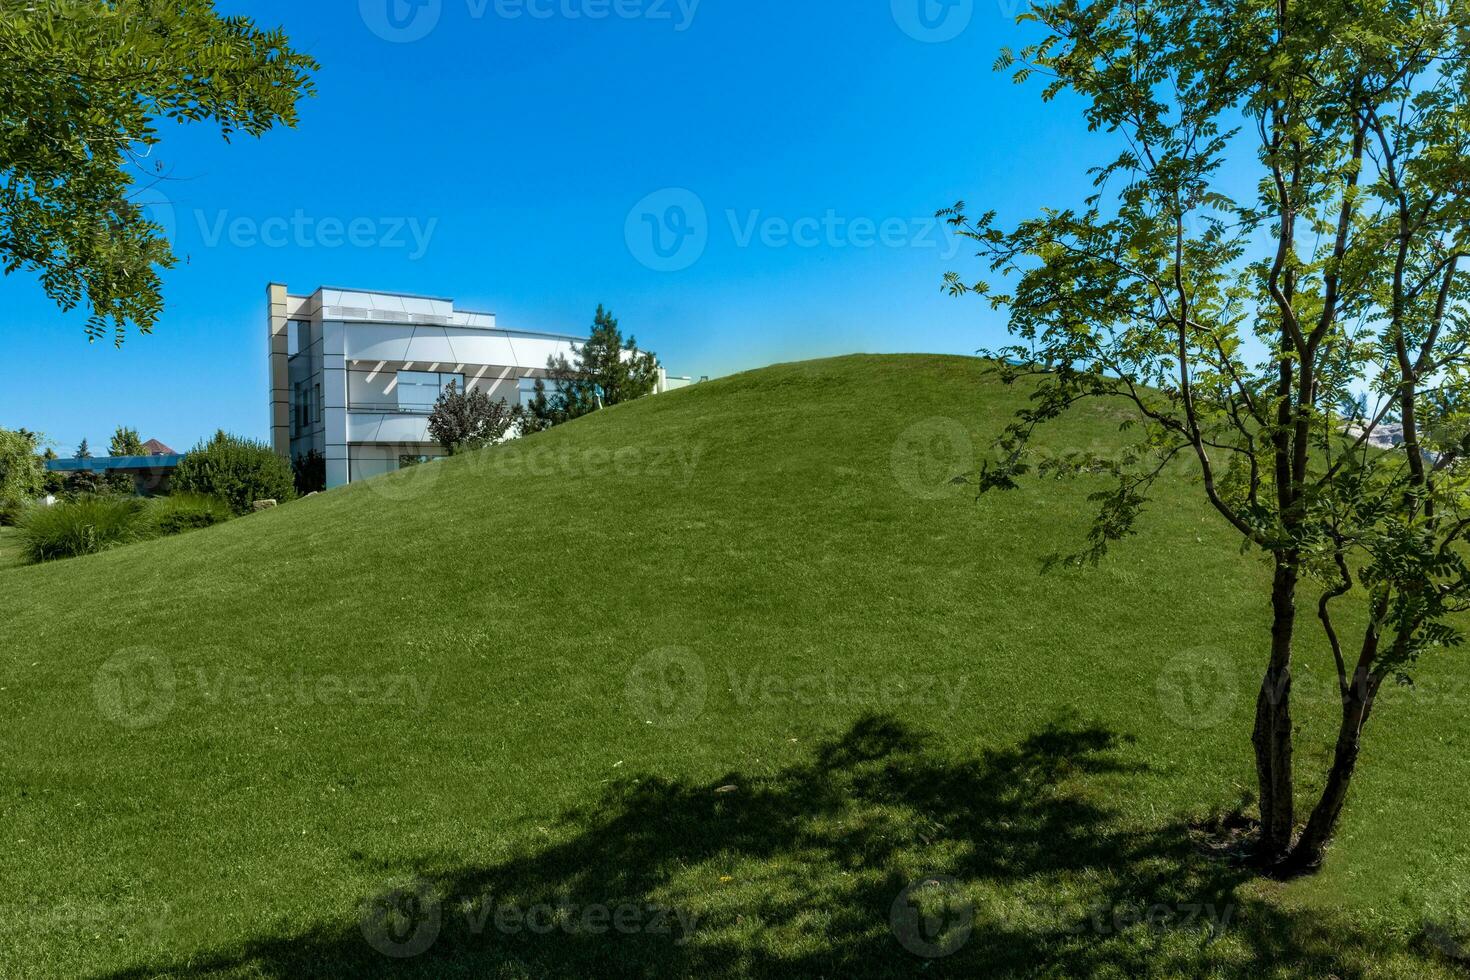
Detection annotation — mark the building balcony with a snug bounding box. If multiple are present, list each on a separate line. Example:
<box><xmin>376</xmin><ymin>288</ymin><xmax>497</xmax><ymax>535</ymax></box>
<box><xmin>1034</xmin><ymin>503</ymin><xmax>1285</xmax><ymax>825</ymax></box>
<box><xmin>347</xmin><ymin>400</ymin><xmax>436</xmax><ymax>415</ymax></box>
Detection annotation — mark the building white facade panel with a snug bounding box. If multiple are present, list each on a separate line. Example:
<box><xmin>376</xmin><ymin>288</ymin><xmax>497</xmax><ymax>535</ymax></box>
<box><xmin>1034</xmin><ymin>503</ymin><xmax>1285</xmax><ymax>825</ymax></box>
<box><xmin>269</xmin><ymin>284</ymin><xmax>692</xmax><ymax>491</ymax></box>
<box><xmin>271</xmin><ymin>284</ymin><xmax>593</xmax><ymax>490</ymax></box>
<box><xmin>344</xmin><ymin>323</ymin><xmax>577</xmax><ymax>370</ymax></box>
<box><xmin>345</xmin><ymin>412</ymin><xmax>434</xmax><ymax>445</ymax></box>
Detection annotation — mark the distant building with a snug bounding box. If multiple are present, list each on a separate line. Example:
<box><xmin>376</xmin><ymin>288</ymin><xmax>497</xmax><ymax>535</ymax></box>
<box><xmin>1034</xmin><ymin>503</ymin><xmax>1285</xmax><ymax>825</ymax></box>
<box><xmin>1369</xmin><ymin>423</ymin><xmax>1405</xmax><ymax>449</ymax></box>
<box><xmin>1343</xmin><ymin>421</ymin><xmax>1406</xmax><ymax>450</ymax></box>
<box><xmin>45</xmin><ymin>446</ymin><xmax>183</xmax><ymax>495</ymax></box>
<box><xmin>268</xmin><ymin>284</ymin><xmax>688</xmax><ymax>488</ymax></box>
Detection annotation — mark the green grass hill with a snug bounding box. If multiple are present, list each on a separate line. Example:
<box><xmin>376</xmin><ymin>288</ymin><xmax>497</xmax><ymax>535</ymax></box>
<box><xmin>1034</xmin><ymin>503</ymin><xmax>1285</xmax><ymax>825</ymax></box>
<box><xmin>3</xmin><ymin>355</ymin><xmax>1468</xmax><ymax>977</ymax></box>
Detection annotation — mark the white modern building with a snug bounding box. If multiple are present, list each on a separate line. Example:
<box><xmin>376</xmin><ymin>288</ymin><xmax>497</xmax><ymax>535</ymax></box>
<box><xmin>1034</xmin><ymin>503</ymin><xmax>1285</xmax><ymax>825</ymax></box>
<box><xmin>268</xmin><ymin>284</ymin><xmax>690</xmax><ymax>488</ymax></box>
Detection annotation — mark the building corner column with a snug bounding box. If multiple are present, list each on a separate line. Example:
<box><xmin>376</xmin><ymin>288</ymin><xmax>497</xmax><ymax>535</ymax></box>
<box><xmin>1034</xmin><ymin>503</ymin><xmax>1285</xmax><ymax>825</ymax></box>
<box><xmin>268</xmin><ymin>283</ymin><xmax>291</xmax><ymax>458</ymax></box>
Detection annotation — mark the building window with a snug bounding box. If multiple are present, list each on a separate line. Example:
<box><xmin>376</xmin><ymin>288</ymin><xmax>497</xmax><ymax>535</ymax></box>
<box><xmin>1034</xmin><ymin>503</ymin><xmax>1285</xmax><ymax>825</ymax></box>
<box><xmin>287</xmin><ymin>320</ymin><xmax>306</xmax><ymax>357</ymax></box>
<box><xmin>518</xmin><ymin>377</ymin><xmax>563</xmax><ymax>405</ymax></box>
<box><xmin>294</xmin><ymin>382</ymin><xmax>322</xmax><ymax>435</ymax></box>
<box><xmin>398</xmin><ymin>454</ymin><xmax>438</xmax><ymax>469</ymax></box>
<box><xmin>294</xmin><ymin>383</ymin><xmax>309</xmax><ymax>436</ymax></box>
<box><xmin>395</xmin><ymin>371</ymin><xmax>464</xmax><ymax>414</ymax></box>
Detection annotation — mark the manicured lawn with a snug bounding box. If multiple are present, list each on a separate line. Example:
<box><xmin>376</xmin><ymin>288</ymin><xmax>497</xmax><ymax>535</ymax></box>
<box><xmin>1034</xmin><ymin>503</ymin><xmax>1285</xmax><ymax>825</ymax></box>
<box><xmin>1</xmin><ymin>355</ymin><xmax>1467</xmax><ymax>977</ymax></box>
<box><xmin>0</xmin><ymin>525</ymin><xmax>25</xmax><ymax>570</ymax></box>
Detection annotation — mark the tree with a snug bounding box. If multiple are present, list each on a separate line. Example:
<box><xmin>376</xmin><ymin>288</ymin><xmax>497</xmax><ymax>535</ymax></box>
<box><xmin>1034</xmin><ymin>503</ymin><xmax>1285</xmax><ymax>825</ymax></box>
<box><xmin>946</xmin><ymin>0</ymin><xmax>1470</xmax><ymax>873</ymax></box>
<box><xmin>108</xmin><ymin>427</ymin><xmax>143</xmax><ymax>458</ymax></box>
<box><xmin>519</xmin><ymin>379</ymin><xmax>558</xmax><ymax>434</ymax></box>
<box><xmin>40</xmin><ymin>447</ymin><xmax>64</xmax><ymax>496</ymax></box>
<box><xmin>0</xmin><ymin>1</ymin><xmax>317</xmax><ymax>344</ymax></box>
<box><xmin>527</xmin><ymin>305</ymin><xmax>661</xmax><ymax>429</ymax></box>
<box><xmin>0</xmin><ymin>428</ymin><xmax>44</xmax><ymax>509</ymax></box>
<box><xmin>105</xmin><ymin>425</ymin><xmax>145</xmax><ymax>493</ymax></box>
<box><xmin>427</xmin><ymin>381</ymin><xmax>518</xmax><ymax>455</ymax></box>
<box><xmin>61</xmin><ymin>437</ymin><xmax>102</xmax><ymax>497</ymax></box>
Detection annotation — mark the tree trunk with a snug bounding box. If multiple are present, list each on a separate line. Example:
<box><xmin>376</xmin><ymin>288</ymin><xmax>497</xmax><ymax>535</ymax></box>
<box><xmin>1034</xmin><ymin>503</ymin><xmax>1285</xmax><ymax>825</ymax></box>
<box><xmin>1287</xmin><ymin>675</ymin><xmax>1378</xmax><ymax>871</ymax></box>
<box><xmin>1253</xmin><ymin>558</ymin><xmax>1298</xmax><ymax>862</ymax></box>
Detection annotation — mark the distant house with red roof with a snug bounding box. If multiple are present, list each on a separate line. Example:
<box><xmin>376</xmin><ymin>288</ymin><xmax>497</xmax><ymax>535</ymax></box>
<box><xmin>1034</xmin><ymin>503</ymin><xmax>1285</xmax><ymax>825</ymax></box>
<box><xmin>46</xmin><ymin>438</ymin><xmax>184</xmax><ymax>495</ymax></box>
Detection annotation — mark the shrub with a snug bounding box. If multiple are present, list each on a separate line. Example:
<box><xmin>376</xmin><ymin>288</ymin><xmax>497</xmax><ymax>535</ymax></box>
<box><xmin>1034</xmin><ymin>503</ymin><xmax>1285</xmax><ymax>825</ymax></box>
<box><xmin>61</xmin><ymin>470</ymin><xmax>105</xmax><ymax>499</ymax></box>
<box><xmin>0</xmin><ymin>497</ymin><xmax>29</xmax><ymax>527</ymax></box>
<box><xmin>19</xmin><ymin>496</ymin><xmax>146</xmax><ymax>562</ymax></box>
<box><xmin>293</xmin><ymin>449</ymin><xmax>325</xmax><ymax>496</ymax></box>
<box><xmin>145</xmin><ymin>493</ymin><xmax>233</xmax><ymax>536</ymax></box>
<box><xmin>172</xmin><ymin>431</ymin><xmax>296</xmax><ymax>515</ymax></box>
<box><xmin>41</xmin><ymin>455</ymin><xmax>66</xmax><ymax>496</ymax></box>
<box><xmin>61</xmin><ymin>438</ymin><xmax>105</xmax><ymax>499</ymax></box>
<box><xmin>427</xmin><ymin>381</ymin><xmax>517</xmax><ymax>455</ymax></box>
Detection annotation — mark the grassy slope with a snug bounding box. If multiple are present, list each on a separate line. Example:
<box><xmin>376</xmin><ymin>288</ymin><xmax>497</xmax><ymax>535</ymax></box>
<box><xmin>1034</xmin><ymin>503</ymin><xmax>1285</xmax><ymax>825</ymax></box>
<box><xmin>1</xmin><ymin>355</ymin><xmax>1467</xmax><ymax>978</ymax></box>
<box><xmin>0</xmin><ymin>526</ymin><xmax>24</xmax><ymax>570</ymax></box>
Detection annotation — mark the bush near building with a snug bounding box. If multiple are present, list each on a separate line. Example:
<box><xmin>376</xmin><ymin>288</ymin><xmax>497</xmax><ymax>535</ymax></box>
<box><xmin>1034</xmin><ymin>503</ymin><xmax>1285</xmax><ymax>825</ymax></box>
<box><xmin>427</xmin><ymin>382</ymin><xmax>518</xmax><ymax>455</ymax></box>
<box><xmin>293</xmin><ymin>450</ymin><xmax>326</xmax><ymax>496</ymax></box>
<box><xmin>172</xmin><ymin>431</ymin><xmax>296</xmax><ymax>515</ymax></box>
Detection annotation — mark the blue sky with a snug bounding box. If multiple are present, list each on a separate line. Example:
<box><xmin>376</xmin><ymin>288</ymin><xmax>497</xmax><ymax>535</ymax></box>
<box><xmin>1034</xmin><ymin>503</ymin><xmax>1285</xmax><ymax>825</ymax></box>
<box><xmin>1</xmin><ymin>0</ymin><xmax>1106</xmax><ymax>453</ymax></box>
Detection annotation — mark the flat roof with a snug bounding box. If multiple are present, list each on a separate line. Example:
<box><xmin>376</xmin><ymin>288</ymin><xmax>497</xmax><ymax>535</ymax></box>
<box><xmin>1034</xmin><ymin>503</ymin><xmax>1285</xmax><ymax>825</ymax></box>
<box><xmin>273</xmin><ymin>283</ymin><xmax>588</xmax><ymax>340</ymax></box>
<box><xmin>313</xmin><ymin>285</ymin><xmax>459</xmax><ymax>303</ymax></box>
<box><xmin>47</xmin><ymin>455</ymin><xmax>185</xmax><ymax>473</ymax></box>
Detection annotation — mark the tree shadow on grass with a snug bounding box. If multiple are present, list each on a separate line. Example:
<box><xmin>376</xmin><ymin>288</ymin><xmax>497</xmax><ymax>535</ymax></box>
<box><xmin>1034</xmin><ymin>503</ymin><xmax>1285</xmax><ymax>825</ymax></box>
<box><xmin>103</xmin><ymin>715</ymin><xmax>1451</xmax><ymax>978</ymax></box>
